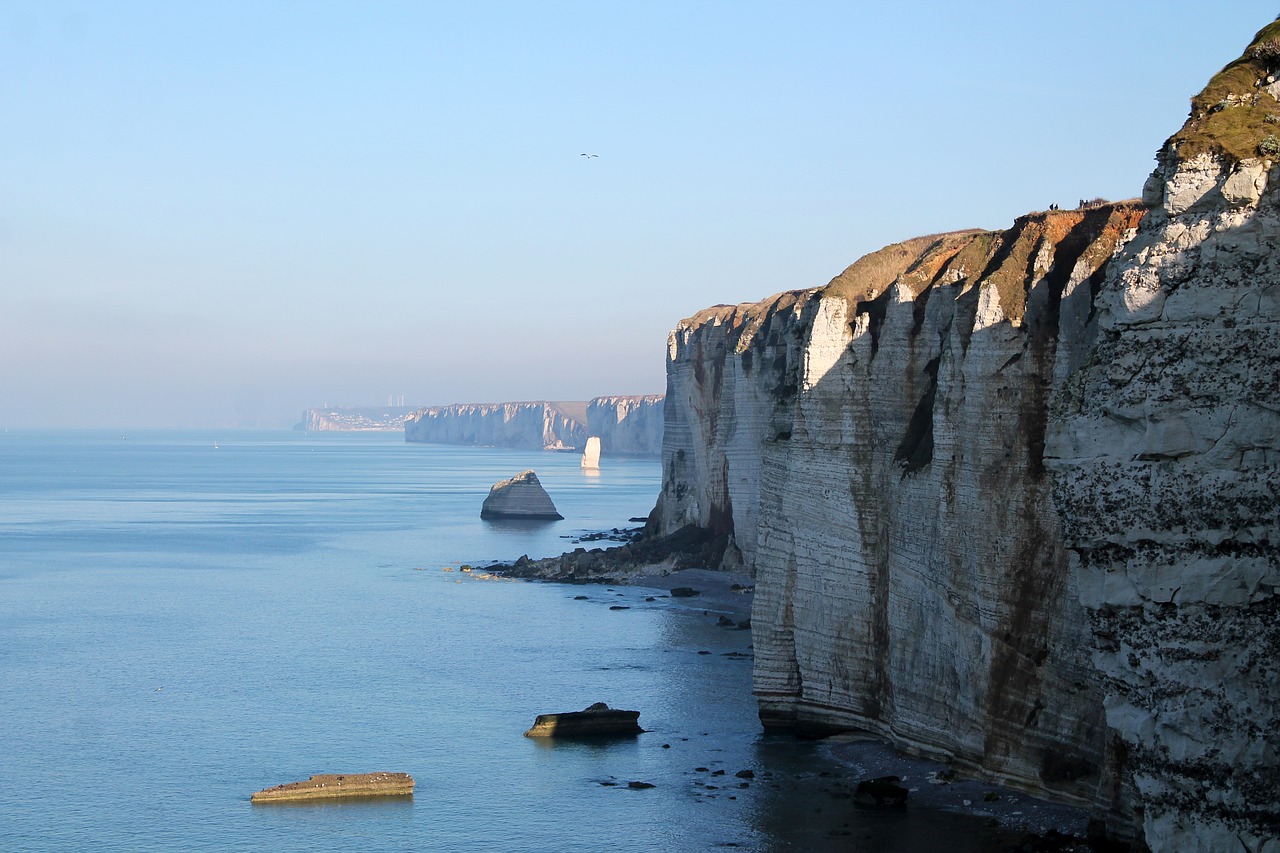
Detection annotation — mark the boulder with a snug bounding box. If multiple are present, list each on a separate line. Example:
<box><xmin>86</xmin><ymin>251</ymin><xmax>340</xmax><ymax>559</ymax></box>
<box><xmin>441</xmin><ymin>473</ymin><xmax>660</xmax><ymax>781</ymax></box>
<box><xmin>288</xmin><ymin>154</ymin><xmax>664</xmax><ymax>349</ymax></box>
<box><xmin>480</xmin><ymin>470</ymin><xmax>563</xmax><ymax>520</ymax></box>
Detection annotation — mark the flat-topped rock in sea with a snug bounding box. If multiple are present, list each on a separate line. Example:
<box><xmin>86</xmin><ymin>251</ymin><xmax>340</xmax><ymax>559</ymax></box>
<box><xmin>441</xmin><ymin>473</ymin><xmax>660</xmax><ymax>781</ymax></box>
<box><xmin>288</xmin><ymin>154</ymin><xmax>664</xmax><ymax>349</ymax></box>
<box><xmin>524</xmin><ymin>702</ymin><xmax>643</xmax><ymax>737</ymax></box>
<box><xmin>481</xmin><ymin>470</ymin><xmax>563</xmax><ymax>520</ymax></box>
<box><xmin>250</xmin><ymin>772</ymin><xmax>414</xmax><ymax>803</ymax></box>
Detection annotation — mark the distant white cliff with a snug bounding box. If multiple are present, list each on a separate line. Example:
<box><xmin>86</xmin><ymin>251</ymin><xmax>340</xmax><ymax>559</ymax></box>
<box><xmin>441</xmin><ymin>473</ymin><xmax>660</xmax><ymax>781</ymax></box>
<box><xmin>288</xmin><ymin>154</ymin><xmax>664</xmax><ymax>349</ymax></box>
<box><xmin>404</xmin><ymin>401</ymin><xmax>587</xmax><ymax>450</ymax></box>
<box><xmin>404</xmin><ymin>396</ymin><xmax>664</xmax><ymax>455</ymax></box>
<box><xmin>586</xmin><ymin>395</ymin><xmax>664</xmax><ymax>455</ymax></box>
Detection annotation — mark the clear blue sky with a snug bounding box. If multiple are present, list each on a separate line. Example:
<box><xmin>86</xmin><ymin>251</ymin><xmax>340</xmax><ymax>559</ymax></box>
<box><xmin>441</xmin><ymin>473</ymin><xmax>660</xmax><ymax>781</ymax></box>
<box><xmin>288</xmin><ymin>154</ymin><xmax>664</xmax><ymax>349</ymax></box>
<box><xmin>1</xmin><ymin>1</ymin><xmax>1274</xmax><ymax>428</ymax></box>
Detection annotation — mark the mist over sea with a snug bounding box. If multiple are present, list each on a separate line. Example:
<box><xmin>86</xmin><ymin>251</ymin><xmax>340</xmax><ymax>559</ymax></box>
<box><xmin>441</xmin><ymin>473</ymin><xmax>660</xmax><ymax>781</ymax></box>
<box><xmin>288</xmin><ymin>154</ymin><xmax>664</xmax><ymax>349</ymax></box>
<box><xmin>0</xmin><ymin>430</ymin><xmax>1011</xmax><ymax>852</ymax></box>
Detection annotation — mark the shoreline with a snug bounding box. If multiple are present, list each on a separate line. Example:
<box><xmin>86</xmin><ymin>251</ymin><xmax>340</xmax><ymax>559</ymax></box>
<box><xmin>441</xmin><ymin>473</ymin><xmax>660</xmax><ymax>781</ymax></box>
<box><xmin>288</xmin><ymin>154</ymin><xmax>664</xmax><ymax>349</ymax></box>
<box><xmin>478</xmin><ymin>531</ymin><xmax>1110</xmax><ymax>850</ymax></box>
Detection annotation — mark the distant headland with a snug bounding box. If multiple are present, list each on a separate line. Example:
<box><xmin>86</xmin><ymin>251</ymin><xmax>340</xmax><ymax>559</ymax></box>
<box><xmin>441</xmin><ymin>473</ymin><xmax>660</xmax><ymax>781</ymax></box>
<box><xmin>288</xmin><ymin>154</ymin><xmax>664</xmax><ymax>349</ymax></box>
<box><xmin>299</xmin><ymin>395</ymin><xmax>665</xmax><ymax>456</ymax></box>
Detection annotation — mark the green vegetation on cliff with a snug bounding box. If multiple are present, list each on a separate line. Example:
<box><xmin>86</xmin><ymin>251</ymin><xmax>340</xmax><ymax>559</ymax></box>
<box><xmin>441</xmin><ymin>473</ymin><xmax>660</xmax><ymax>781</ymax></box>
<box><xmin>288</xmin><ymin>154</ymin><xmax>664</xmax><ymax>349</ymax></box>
<box><xmin>1169</xmin><ymin>18</ymin><xmax>1280</xmax><ymax>161</ymax></box>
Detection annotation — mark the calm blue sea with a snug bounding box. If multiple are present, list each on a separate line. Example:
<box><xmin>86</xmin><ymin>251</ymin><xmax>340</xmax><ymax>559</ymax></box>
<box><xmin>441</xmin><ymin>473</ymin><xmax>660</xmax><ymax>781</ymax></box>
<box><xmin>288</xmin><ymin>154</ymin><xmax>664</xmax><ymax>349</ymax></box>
<box><xmin>0</xmin><ymin>430</ymin><xmax>1009</xmax><ymax>852</ymax></box>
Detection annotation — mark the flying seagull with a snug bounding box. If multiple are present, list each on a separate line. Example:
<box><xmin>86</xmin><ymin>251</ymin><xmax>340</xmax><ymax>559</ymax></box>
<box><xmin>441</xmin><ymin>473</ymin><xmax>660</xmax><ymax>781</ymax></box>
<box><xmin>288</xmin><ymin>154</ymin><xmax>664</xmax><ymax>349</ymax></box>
<box><xmin>580</xmin><ymin>153</ymin><xmax>598</xmax><ymax>158</ymax></box>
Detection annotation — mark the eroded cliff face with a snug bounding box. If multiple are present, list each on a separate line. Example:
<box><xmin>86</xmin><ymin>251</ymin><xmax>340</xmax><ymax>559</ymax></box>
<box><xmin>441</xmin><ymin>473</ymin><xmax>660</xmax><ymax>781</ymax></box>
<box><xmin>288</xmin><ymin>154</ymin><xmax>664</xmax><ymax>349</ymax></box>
<box><xmin>656</xmin><ymin>207</ymin><xmax>1145</xmax><ymax>823</ymax></box>
<box><xmin>404</xmin><ymin>401</ymin><xmax>587</xmax><ymax>450</ymax></box>
<box><xmin>586</xmin><ymin>395</ymin><xmax>665</xmax><ymax>455</ymax></box>
<box><xmin>654</xmin><ymin>20</ymin><xmax>1280</xmax><ymax>849</ymax></box>
<box><xmin>1047</xmin><ymin>25</ymin><xmax>1280</xmax><ymax>852</ymax></box>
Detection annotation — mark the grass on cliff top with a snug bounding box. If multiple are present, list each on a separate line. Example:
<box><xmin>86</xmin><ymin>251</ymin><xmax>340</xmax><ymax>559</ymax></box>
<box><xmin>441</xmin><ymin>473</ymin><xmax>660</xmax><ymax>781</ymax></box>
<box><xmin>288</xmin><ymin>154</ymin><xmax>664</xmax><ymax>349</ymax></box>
<box><xmin>1168</xmin><ymin>18</ymin><xmax>1280</xmax><ymax>162</ymax></box>
<box><xmin>821</xmin><ymin>230</ymin><xmax>989</xmax><ymax>304</ymax></box>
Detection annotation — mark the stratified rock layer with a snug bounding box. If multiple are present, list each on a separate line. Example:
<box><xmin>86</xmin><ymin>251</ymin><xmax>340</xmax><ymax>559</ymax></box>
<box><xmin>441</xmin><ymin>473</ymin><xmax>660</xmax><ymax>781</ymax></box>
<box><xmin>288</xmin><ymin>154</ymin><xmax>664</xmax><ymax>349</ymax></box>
<box><xmin>1047</xmin><ymin>24</ymin><xmax>1280</xmax><ymax>852</ymax></box>
<box><xmin>481</xmin><ymin>470</ymin><xmax>563</xmax><ymax>520</ymax></box>
<box><xmin>405</xmin><ymin>401</ymin><xmax>587</xmax><ymax>450</ymax></box>
<box><xmin>656</xmin><ymin>205</ymin><xmax>1145</xmax><ymax>829</ymax></box>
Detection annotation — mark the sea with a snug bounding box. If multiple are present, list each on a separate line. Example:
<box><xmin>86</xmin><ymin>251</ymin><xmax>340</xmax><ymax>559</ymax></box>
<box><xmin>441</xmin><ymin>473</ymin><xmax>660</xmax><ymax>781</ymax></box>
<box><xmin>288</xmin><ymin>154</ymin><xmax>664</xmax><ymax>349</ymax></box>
<box><xmin>0</xmin><ymin>430</ymin><xmax>1020</xmax><ymax>852</ymax></box>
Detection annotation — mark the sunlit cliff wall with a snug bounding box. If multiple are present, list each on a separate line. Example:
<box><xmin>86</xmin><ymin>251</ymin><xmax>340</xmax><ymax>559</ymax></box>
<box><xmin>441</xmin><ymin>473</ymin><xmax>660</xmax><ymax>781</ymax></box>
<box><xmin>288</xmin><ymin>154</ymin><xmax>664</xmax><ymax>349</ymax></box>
<box><xmin>653</xmin><ymin>20</ymin><xmax>1280</xmax><ymax>850</ymax></box>
<box><xmin>655</xmin><ymin>208</ymin><xmax>1145</xmax><ymax>830</ymax></box>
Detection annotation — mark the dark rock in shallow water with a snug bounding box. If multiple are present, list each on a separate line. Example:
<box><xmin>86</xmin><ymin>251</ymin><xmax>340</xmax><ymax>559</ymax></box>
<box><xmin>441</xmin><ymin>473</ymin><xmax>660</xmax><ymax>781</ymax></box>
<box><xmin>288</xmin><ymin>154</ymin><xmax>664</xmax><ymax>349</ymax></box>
<box><xmin>670</xmin><ymin>587</ymin><xmax>700</xmax><ymax>597</ymax></box>
<box><xmin>523</xmin><ymin>702</ymin><xmax>644</xmax><ymax>737</ymax></box>
<box><xmin>854</xmin><ymin>776</ymin><xmax>909</xmax><ymax>806</ymax></box>
<box><xmin>627</xmin><ymin>781</ymin><xmax>655</xmax><ymax>789</ymax></box>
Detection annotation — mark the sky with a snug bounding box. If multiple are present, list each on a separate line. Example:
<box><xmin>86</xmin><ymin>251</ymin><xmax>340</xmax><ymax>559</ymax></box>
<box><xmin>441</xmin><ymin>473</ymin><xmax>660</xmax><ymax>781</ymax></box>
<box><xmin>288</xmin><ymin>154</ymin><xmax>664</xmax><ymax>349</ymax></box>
<box><xmin>1</xmin><ymin>1</ymin><xmax>1275</xmax><ymax>429</ymax></box>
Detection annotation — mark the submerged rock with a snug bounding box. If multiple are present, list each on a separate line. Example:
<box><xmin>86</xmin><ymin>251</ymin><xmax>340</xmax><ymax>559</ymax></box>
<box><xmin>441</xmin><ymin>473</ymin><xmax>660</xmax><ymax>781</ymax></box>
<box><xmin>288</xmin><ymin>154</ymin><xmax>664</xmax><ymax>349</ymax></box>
<box><xmin>523</xmin><ymin>702</ymin><xmax>644</xmax><ymax>737</ymax></box>
<box><xmin>480</xmin><ymin>470</ymin><xmax>563</xmax><ymax>520</ymax></box>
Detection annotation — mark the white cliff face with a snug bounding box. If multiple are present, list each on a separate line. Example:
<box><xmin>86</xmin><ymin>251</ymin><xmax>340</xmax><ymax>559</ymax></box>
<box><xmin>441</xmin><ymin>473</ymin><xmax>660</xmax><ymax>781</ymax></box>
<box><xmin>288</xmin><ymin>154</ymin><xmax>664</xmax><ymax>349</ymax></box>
<box><xmin>657</xmin><ymin>212</ymin><xmax>1147</xmax><ymax>832</ymax></box>
<box><xmin>404</xmin><ymin>402</ymin><xmax>587</xmax><ymax>450</ymax></box>
<box><xmin>1048</xmin><ymin>146</ymin><xmax>1280</xmax><ymax>850</ymax></box>
<box><xmin>653</xmin><ymin>22</ymin><xmax>1280</xmax><ymax>848</ymax></box>
<box><xmin>585</xmin><ymin>395</ymin><xmax>665</xmax><ymax>455</ymax></box>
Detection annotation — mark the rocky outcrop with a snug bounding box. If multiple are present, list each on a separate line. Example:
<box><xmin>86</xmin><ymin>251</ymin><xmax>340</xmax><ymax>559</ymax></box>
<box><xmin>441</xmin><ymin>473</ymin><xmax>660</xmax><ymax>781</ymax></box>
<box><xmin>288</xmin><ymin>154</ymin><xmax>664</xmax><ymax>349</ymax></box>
<box><xmin>586</xmin><ymin>395</ymin><xmax>665</xmax><ymax>455</ymax></box>
<box><xmin>481</xmin><ymin>470</ymin><xmax>563</xmax><ymax>520</ymax></box>
<box><xmin>250</xmin><ymin>772</ymin><xmax>414</xmax><ymax>802</ymax></box>
<box><xmin>405</xmin><ymin>401</ymin><xmax>587</xmax><ymax>450</ymax></box>
<box><xmin>650</xmin><ymin>19</ymin><xmax>1280</xmax><ymax>850</ymax></box>
<box><xmin>1047</xmin><ymin>22</ymin><xmax>1280</xmax><ymax>852</ymax></box>
<box><xmin>523</xmin><ymin>702</ymin><xmax>643</xmax><ymax>737</ymax></box>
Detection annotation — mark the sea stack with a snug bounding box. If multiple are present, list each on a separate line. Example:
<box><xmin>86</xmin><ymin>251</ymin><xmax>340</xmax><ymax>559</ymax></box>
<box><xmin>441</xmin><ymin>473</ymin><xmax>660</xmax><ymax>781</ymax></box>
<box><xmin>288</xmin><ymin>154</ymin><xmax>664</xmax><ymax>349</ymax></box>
<box><xmin>480</xmin><ymin>470</ymin><xmax>563</xmax><ymax>520</ymax></box>
<box><xmin>581</xmin><ymin>436</ymin><xmax>601</xmax><ymax>469</ymax></box>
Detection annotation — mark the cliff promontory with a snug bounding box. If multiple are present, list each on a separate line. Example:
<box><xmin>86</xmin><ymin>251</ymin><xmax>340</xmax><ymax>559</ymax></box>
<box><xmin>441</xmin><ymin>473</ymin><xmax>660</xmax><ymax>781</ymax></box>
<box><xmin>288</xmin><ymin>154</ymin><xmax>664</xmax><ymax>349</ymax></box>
<box><xmin>652</xmin><ymin>20</ymin><xmax>1279</xmax><ymax>850</ymax></box>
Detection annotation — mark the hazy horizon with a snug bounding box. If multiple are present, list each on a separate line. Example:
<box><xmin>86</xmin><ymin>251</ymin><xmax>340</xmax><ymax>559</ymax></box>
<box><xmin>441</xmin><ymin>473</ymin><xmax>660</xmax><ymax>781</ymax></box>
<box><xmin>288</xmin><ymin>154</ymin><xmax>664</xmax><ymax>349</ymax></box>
<box><xmin>3</xmin><ymin>1</ymin><xmax>1273</xmax><ymax>428</ymax></box>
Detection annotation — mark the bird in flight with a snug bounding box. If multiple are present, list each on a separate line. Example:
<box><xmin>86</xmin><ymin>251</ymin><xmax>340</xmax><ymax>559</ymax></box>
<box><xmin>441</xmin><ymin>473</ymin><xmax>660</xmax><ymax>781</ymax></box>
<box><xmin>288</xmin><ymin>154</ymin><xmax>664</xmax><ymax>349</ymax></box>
<box><xmin>580</xmin><ymin>153</ymin><xmax>598</xmax><ymax>158</ymax></box>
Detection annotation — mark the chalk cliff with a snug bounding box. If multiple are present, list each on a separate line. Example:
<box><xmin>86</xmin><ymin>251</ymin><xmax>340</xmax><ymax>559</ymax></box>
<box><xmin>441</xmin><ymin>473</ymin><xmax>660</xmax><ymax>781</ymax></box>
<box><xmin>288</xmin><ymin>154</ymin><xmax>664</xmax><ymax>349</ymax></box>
<box><xmin>1047</xmin><ymin>22</ymin><xmax>1280</xmax><ymax>852</ymax></box>
<box><xmin>586</xmin><ymin>395</ymin><xmax>665</xmax><ymax>455</ymax></box>
<box><xmin>657</xmin><ymin>206</ymin><xmax>1146</xmax><ymax>829</ymax></box>
<box><xmin>653</xmin><ymin>20</ymin><xmax>1280</xmax><ymax>849</ymax></box>
<box><xmin>404</xmin><ymin>396</ymin><xmax>665</xmax><ymax>455</ymax></box>
<box><xmin>404</xmin><ymin>401</ymin><xmax>588</xmax><ymax>450</ymax></box>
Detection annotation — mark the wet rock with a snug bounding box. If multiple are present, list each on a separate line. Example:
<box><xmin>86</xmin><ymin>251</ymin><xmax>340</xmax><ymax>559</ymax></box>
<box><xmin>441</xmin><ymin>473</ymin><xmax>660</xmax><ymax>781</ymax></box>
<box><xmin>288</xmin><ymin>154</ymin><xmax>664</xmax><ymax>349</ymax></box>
<box><xmin>670</xmin><ymin>587</ymin><xmax>700</xmax><ymax>597</ymax></box>
<box><xmin>523</xmin><ymin>702</ymin><xmax>643</xmax><ymax>737</ymax></box>
<box><xmin>853</xmin><ymin>776</ymin><xmax>909</xmax><ymax>806</ymax></box>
